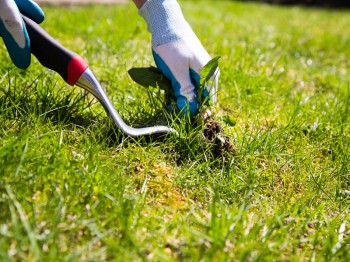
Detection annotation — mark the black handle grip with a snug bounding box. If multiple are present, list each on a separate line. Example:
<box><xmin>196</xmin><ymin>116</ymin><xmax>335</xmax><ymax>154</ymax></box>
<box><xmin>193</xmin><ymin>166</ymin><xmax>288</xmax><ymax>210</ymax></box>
<box><xmin>23</xmin><ymin>15</ymin><xmax>88</xmax><ymax>85</ymax></box>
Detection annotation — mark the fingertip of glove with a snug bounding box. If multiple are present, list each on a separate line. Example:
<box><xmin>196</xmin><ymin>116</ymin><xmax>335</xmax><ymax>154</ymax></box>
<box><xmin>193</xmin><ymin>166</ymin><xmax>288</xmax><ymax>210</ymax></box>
<box><xmin>202</xmin><ymin>89</ymin><xmax>209</xmax><ymax>100</ymax></box>
<box><xmin>35</xmin><ymin>12</ymin><xmax>45</xmax><ymax>24</ymax></box>
<box><xmin>189</xmin><ymin>101</ymin><xmax>199</xmax><ymax>116</ymax></box>
<box><xmin>12</xmin><ymin>50</ymin><xmax>31</xmax><ymax>69</ymax></box>
<box><xmin>16</xmin><ymin>61</ymin><xmax>30</xmax><ymax>69</ymax></box>
<box><xmin>177</xmin><ymin>97</ymin><xmax>199</xmax><ymax>117</ymax></box>
<box><xmin>28</xmin><ymin>9</ymin><xmax>45</xmax><ymax>24</ymax></box>
<box><xmin>0</xmin><ymin>26</ymin><xmax>31</xmax><ymax>69</ymax></box>
<box><xmin>16</xmin><ymin>0</ymin><xmax>45</xmax><ymax>24</ymax></box>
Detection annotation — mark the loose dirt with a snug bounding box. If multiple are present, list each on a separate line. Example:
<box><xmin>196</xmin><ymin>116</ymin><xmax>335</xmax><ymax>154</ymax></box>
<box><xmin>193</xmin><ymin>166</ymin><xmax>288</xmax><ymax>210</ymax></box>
<box><xmin>203</xmin><ymin>119</ymin><xmax>236</xmax><ymax>158</ymax></box>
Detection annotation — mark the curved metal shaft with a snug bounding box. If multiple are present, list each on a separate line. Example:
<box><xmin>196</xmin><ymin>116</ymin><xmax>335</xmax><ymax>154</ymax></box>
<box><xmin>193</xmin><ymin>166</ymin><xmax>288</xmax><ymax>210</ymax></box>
<box><xmin>76</xmin><ymin>68</ymin><xmax>177</xmax><ymax>137</ymax></box>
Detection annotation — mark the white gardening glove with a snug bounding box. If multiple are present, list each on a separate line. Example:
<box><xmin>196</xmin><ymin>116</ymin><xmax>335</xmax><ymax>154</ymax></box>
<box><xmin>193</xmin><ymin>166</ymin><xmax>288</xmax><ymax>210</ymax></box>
<box><xmin>0</xmin><ymin>0</ymin><xmax>45</xmax><ymax>69</ymax></box>
<box><xmin>139</xmin><ymin>0</ymin><xmax>219</xmax><ymax>116</ymax></box>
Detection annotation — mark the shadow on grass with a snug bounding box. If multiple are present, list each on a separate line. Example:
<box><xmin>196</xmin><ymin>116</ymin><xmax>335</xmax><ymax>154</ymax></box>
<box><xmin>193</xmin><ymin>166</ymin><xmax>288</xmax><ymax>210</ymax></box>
<box><xmin>0</xmin><ymin>78</ymin><xmax>95</xmax><ymax>127</ymax></box>
<box><xmin>0</xmin><ymin>77</ymin><xmax>175</xmax><ymax>146</ymax></box>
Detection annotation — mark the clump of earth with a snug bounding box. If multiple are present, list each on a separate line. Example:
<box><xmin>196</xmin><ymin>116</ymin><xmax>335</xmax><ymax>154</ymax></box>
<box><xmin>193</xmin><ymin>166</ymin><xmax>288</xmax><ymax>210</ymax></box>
<box><xmin>202</xmin><ymin>110</ymin><xmax>236</xmax><ymax>158</ymax></box>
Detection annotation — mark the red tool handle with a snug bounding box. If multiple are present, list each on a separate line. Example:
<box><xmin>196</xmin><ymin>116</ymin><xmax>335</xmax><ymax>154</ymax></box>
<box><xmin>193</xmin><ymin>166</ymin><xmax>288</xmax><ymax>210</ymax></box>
<box><xmin>22</xmin><ymin>15</ymin><xmax>88</xmax><ymax>85</ymax></box>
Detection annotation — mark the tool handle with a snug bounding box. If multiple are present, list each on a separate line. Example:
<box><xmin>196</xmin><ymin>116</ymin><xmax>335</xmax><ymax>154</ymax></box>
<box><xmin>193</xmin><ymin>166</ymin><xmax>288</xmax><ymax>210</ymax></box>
<box><xmin>23</xmin><ymin>15</ymin><xmax>88</xmax><ymax>85</ymax></box>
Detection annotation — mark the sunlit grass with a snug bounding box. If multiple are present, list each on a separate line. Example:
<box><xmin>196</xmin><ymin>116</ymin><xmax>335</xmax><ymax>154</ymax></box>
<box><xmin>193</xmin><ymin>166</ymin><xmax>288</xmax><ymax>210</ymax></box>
<box><xmin>0</xmin><ymin>1</ymin><xmax>349</xmax><ymax>260</ymax></box>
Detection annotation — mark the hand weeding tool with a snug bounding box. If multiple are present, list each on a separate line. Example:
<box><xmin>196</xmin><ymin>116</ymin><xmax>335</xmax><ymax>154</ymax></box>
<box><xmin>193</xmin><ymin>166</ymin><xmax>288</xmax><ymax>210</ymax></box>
<box><xmin>22</xmin><ymin>16</ymin><xmax>177</xmax><ymax>137</ymax></box>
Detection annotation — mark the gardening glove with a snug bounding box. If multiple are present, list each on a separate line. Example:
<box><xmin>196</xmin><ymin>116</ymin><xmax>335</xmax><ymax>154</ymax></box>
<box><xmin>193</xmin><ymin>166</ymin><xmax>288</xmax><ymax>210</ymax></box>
<box><xmin>139</xmin><ymin>0</ymin><xmax>219</xmax><ymax>116</ymax></box>
<box><xmin>0</xmin><ymin>0</ymin><xmax>45</xmax><ymax>69</ymax></box>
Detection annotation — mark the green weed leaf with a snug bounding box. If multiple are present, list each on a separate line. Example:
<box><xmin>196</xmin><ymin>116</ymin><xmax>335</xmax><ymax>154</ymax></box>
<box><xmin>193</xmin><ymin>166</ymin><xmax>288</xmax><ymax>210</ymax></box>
<box><xmin>200</xmin><ymin>56</ymin><xmax>221</xmax><ymax>86</ymax></box>
<box><xmin>223</xmin><ymin>115</ymin><xmax>237</xmax><ymax>127</ymax></box>
<box><xmin>128</xmin><ymin>66</ymin><xmax>172</xmax><ymax>91</ymax></box>
<box><xmin>128</xmin><ymin>56</ymin><xmax>220</xmax><ymax>111</ymax></box>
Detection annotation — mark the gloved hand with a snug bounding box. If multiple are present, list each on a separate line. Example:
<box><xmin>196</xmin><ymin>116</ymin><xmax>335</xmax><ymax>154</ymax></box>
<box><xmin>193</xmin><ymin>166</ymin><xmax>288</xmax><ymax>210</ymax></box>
<box><xmin>0</xmin><ymin>0</ymin><xmax>45</xmax><ymax>69</ymax></box>
<box><xmin>139</xmin><ymin>0</ymin><xmax>219</xmax><ymax>116</ymax></box>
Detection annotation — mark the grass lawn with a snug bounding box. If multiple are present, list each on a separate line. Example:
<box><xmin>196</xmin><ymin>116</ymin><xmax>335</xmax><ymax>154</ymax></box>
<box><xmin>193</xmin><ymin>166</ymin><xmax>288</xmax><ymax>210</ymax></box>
<box><xmin>1</xmin><ymin>0</ymin><xmax>350</xmax><ymax>260</ymax></box>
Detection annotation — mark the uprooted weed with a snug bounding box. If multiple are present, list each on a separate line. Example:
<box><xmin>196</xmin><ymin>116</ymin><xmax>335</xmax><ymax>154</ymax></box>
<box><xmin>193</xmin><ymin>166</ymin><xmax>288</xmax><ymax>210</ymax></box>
<box><xmin>128</xmin><ymin>57</ymin><xmax>236</xmax><ymax>160</ymax></box>
<box><xmin>203</xmin><ymin>118</ymin><xmax>236</xmax><ymax>158</ymax></box>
